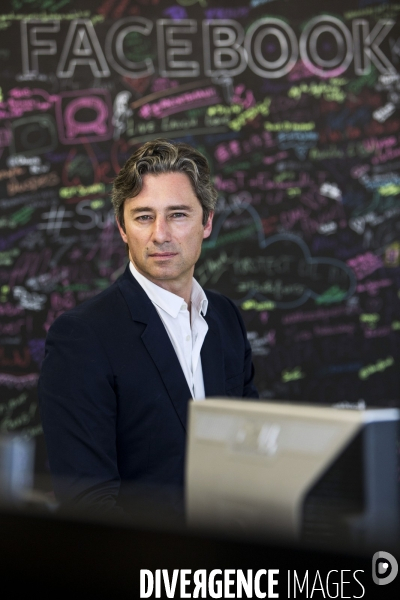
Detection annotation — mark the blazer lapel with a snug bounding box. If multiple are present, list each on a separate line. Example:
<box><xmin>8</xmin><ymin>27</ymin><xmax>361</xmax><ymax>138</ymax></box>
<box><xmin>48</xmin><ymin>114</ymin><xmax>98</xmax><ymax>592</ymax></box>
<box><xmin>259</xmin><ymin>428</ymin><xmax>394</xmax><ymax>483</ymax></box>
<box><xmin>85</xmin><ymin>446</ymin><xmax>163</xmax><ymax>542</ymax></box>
<box><xmin>201</xmin><ymin>305</ymin><xmax>226</xmax><ymax>397</ymax></box>
<box><xmin>118</xmin><ymin>265</ymin><xmax>192</xmax><ymax>431</ymax></box>
<box><xmin>141</xmin><ymin>315</ymin><xmax>192</xmax><ymax>431</ymax></box>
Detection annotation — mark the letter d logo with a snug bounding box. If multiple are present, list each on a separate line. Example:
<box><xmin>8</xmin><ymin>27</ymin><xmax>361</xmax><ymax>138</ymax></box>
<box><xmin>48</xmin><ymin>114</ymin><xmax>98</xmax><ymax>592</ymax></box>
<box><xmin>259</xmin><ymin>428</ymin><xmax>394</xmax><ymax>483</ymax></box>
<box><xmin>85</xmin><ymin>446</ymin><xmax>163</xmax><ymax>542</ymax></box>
<box><xmin>372</xmin><ymin>551</ymin><xmax>398</xmax><ymax>585</ymax></box>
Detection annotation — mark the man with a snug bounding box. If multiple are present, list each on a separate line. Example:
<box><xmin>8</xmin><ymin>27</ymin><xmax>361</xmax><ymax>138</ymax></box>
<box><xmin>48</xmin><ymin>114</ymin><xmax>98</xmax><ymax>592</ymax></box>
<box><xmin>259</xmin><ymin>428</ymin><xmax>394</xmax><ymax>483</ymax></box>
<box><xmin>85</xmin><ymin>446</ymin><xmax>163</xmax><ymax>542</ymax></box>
<box><xmin>39</xmin><ymin>139</ymin><xmax>258</xmax><ymax>513</ymax></box>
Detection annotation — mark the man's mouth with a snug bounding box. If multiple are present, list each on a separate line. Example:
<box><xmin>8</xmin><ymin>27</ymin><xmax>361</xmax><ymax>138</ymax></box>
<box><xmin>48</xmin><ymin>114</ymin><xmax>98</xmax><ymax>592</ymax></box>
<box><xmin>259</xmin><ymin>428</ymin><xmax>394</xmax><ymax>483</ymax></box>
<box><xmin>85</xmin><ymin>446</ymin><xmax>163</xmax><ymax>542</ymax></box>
<box><xmin>148</xmin><ymin>252</ymin><xmax>178</xmax><ymax>258</ymax></box>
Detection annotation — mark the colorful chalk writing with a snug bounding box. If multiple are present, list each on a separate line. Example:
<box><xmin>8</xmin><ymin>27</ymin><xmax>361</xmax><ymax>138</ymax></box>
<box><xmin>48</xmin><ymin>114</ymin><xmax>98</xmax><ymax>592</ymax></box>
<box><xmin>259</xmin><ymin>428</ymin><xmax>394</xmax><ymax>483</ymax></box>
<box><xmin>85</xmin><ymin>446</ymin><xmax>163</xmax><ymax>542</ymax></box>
<box><xmin>0</xmin><ymin>0</ymin><xmax>398</xmax><ymax>478</ymax></box>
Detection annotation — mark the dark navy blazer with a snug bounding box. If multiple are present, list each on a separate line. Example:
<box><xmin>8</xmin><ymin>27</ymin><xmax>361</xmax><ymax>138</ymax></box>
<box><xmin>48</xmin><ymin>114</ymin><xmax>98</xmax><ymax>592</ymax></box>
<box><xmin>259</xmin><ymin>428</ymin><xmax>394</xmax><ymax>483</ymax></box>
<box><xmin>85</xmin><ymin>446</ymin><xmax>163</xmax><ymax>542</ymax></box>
<box><xmin>39</xmin><ymin>264</ymin><xmax>258</xmax><ymax>509</ymax></box>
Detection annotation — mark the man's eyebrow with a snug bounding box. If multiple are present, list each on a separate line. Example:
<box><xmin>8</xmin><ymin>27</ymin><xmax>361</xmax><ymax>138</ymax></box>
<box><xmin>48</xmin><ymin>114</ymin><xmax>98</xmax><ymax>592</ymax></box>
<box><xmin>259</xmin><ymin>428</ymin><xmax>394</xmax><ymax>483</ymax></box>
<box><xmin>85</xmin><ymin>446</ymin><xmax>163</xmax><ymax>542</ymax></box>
<box><xmin>129</xmin><ymin>204</ymin><xmax>194</xmax><ymax>214</ymax></box>
<box><xmin>129</xmin><ymin>206</ymin><xmax>154</xmax><ymax>214</ymax></box>
<box><xmin>167</xmin><ymin>204</ymin><xmax>194</xmax><ymax>212</ymax></box>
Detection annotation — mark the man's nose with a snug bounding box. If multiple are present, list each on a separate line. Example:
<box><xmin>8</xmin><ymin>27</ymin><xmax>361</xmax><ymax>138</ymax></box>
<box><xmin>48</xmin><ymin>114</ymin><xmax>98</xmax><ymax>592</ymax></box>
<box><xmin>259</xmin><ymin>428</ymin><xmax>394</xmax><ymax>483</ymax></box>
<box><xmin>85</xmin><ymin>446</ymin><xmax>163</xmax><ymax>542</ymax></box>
<box><xmin>151</xmin><ymin>216</ymin><xmax>171</xmax><ymax>244</ymax></box>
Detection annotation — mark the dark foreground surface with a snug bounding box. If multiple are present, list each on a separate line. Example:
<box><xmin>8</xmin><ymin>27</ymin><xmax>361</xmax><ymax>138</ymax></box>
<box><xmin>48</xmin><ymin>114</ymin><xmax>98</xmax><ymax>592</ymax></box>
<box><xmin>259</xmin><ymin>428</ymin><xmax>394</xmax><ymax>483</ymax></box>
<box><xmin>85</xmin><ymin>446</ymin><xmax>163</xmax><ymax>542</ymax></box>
<box><xmin>0</xmin><ymin>493</ymin><xmax>398</xmax><ymax>600</ymax></box>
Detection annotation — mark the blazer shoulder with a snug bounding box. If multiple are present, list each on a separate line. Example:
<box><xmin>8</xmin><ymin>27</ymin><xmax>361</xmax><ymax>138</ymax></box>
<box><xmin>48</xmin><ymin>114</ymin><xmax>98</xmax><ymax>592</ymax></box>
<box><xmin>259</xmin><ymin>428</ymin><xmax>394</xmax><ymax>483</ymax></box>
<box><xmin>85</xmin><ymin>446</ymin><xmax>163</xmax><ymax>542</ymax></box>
<box><xmin>204</xmin><ymin>288</ymin><xmax>241</xmax><ymax>315</ymax></box>
<box><xmin>62</xmin><ymin>280</ymin><xmax>121</xmax><ymax>318</ymax></box>
<box><xmin>48</xmin><ymin>277</ymin><xmax>131</xmax><ymax>338</ymax></box>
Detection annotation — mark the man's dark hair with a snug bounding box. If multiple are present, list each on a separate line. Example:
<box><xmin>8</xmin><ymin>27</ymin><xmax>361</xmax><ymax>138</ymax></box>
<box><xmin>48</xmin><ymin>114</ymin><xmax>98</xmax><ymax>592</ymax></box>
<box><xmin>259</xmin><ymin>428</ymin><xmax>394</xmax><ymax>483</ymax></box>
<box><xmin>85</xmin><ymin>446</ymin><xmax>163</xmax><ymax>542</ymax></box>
<box><xmin>112</xmin><ymin>138</ymin><xmax>218</xmax><ymax>230</ymax></box>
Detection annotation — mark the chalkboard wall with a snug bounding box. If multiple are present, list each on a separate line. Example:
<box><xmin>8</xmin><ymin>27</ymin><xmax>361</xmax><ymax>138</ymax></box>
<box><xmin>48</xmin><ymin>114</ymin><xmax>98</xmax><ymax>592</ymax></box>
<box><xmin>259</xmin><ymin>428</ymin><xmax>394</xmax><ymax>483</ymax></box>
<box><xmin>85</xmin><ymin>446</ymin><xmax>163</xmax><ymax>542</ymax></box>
<box><xmin>0</xmin><ymin>0</ymin><xmax>399</xmax><ymax>473</ymax></box>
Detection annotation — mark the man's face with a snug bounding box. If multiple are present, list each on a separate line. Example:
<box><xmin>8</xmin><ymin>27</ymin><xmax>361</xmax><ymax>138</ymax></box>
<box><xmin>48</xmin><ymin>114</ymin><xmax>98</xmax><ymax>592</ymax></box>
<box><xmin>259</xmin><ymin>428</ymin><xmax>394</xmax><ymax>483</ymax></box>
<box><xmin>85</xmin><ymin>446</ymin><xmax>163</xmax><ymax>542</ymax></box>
<box><xmin>117</xmin><ymin>172</ymin><xmax>213</xmax><ymax>290</ymax></box>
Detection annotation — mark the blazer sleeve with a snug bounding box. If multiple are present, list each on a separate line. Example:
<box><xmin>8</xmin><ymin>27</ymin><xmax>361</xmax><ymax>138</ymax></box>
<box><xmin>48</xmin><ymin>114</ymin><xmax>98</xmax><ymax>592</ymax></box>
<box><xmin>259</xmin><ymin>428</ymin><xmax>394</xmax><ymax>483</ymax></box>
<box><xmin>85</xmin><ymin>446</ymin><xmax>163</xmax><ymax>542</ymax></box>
<box><xmin>226</xmin><ymin>297</ymin><xmax>259</xmax><ymax>399</ymax></box>
<box><xmin>38</xmin><ymin>312</ymin><xmax>122</xmax><ymax>514</ymax></box>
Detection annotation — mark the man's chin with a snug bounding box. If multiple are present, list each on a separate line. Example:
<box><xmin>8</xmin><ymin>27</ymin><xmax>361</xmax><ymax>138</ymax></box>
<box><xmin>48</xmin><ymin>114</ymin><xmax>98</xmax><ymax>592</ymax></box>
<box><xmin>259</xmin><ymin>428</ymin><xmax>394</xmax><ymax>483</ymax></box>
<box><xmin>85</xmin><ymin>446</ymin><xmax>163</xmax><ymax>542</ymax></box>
<box><xmin>145</xmin><ymin>266</ymin><xmax>180</xmax><ymax>281</ymax></box>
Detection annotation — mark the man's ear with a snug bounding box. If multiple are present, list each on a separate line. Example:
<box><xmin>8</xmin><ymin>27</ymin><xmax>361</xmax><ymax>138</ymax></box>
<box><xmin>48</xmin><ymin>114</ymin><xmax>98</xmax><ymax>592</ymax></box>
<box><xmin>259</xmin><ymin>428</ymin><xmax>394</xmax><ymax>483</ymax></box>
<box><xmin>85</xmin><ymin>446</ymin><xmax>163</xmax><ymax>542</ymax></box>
<box><xmin>116</xmin><ymin>217</ymin><xmax>128</xmax><ymax>244</ymax></box>
<box><xmin>203</xmin><ymin>211</ymin><xmax>214</xmax><ymax>240</ymax></box>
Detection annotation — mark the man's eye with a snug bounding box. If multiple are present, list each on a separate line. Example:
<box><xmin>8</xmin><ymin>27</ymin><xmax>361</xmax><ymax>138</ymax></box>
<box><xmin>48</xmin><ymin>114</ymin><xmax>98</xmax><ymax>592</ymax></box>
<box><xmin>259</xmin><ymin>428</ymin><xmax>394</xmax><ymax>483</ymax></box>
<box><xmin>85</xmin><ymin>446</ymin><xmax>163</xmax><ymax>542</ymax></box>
<box><xmin>136</xmin><ymin>215</ymin><xmax>152</xmax><ymax>221</ymax></box>
<box><xmin>171</xmin><ymin>213</ymin><xmax>186</xmax><ymax>218</ymax></box>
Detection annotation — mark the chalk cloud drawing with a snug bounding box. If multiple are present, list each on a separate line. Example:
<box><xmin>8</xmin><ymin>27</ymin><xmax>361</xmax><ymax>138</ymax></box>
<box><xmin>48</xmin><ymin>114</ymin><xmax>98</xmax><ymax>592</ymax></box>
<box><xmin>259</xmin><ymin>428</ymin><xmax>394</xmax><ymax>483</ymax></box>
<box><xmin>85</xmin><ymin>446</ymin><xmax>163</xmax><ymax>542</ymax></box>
<box><xmin>198</xmin><ymin>204</ymin><xmax>356</xmax><ymax>309</ymax></box>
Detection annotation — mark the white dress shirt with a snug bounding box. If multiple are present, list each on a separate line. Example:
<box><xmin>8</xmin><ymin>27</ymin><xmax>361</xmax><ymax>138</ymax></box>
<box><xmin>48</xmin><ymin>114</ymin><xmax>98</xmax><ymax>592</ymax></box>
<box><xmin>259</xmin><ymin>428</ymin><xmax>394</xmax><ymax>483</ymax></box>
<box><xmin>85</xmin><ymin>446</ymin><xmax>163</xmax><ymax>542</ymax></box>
<box><xmin>129</xmin><ymin>262</ymin><xmax>209</xmax><ymax>400</ymax></box>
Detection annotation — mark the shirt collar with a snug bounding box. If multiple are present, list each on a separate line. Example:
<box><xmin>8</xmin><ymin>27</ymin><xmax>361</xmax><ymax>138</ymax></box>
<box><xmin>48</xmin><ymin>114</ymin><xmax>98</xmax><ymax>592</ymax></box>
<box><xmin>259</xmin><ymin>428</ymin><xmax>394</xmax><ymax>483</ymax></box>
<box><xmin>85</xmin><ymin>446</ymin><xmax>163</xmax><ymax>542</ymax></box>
<box><xmin>129</xmin><ymin>262</ymin><xmax>208</xmax><ymax>318</ymax></box>
<box><xmin>191</xmin><ymin>277</ymin><xmax>208</xmax><ymax>317</ymax></box>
